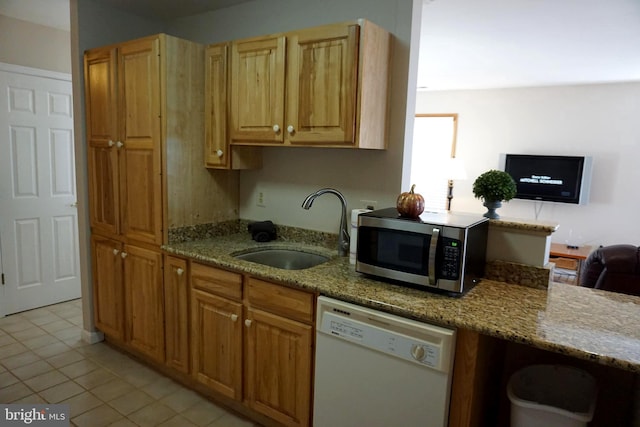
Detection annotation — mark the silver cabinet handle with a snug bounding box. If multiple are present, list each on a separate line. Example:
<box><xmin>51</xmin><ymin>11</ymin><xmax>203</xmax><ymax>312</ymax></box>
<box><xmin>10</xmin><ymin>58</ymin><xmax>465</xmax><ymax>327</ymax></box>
<box><xmin>230</xmin><ymin>314</ymin><xmax>238</xmax><ymax>322</ymax></box>
<box><xmin>108</xmin><ymin>140</ymin><xmax>115</xmax><ymax>147</ymax></box>
<box><xmin>116</xmin><ymin>141</ymin><xmax>124</xmax><ymax>149</ymax></box>
<box><xmin>216</xmin><ymin>149</ymin><xmax>223</xmax><ymax>157</ymax></box>
<box><xmin>244</xmin><ymin>319</ymin><xmax>252</xmax><ymax>327</ymax></box>
<box><xmin>112</xmin><ymin>249</ymin><xmax>119</xmax><ymax>256</ymax></box>
<box><xmin>120</xmin><ymin>251</ymin><xmax>128</xmax><ymax>259</ymax></box>
<box><xmin>287</xmin><ymin>125</ymin><xmax>295</xmax><ymax>134</ymax></box>
<box><xmin>272</xmin><ymin>124</ymin><xmax>280</xmax><ymax>133</ymax></box>
<box><xmin>176</xmin><ymin>268</ymin><xmax>184</xmax><ymax>276</ymax></box>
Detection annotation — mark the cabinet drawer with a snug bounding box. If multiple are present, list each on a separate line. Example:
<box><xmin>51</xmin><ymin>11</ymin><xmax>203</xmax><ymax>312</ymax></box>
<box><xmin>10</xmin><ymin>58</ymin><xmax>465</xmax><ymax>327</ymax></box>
<box><xmin>552</xmin><ymin>257</ymin><xmax>579</xmax><ymax>271</ymax></box>
<box><xmin>246</xmin><ymin>277</ymin><xmax>314</xmax><ymax>323</ymax></box>
<box><xmin>191</xmin><ymin>262</ymin><xmax>242</xmax><ymax>300</ymax></box>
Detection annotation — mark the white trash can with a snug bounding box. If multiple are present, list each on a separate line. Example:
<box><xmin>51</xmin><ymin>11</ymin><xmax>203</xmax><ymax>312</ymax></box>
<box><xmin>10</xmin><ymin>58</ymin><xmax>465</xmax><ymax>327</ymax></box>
<box><xmin>507</xmin><ymin>364</ymin><xmax>597</xmax><ymax>427</ymax></box>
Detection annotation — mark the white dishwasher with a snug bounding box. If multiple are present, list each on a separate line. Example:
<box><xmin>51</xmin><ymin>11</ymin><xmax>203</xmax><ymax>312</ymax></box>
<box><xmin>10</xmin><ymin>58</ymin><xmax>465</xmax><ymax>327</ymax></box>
<box><xmin>313</xmin><ymin>296</ymin><xmax>456</xmax><ymax>427</ymax></box>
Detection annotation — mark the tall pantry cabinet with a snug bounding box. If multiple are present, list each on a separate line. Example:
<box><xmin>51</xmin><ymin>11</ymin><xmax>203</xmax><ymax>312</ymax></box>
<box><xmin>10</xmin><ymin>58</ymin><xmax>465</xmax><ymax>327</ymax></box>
<box><xmin>84</xmin><ymin>34</ymin><xmax>236</xmax><ymax>363</ymax></box>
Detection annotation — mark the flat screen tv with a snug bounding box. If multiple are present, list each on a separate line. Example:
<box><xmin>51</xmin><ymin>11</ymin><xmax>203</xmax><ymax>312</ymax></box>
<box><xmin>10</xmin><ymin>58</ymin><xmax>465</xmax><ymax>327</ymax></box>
<box><xmin>501</xmin><ymin>154</ymin><xmax>593</xmax><ymax>205</ymax></box>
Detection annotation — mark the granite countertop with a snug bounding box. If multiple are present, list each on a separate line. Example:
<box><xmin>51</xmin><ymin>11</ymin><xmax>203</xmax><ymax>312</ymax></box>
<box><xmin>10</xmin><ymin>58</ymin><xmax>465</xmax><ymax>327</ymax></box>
<box><xmin>163</xmin><ymin>233</ymin><xmax>640</xmax><ymax>374</ymax></box>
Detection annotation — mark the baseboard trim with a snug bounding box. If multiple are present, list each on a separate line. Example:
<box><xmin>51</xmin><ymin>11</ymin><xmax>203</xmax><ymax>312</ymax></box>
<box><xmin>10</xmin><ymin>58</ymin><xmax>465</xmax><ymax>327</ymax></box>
<box><xmin>81</xmin><ymin>329</ymin><xmax>104</xmax><ymax>344</ymax></box>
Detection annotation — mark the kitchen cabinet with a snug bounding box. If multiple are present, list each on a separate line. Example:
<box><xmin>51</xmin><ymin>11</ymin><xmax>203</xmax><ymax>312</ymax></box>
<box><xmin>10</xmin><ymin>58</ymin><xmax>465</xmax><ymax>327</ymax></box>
<box><xmin>189</xmin><ymin>263</ymin><xmax>314</xmax><ymax>427</ymax></box>
<box><xmin>86</xmin><ymin>34</ymin><xmax>240</xmax><ymax>362</ymax></box>
<box><xmin>90</xmin><ymin>235</ymin><xmax>164</xmax><ymax>363</ymax></box>
<box><xmin>85</xmin><ymin>37</ymin><xmax>162</xmax><ymax>246</ymax></box>
<box><xmin>204</xmin><ymin>43</ymin><xmax>261</xmax><ymax>170</ymax></box>
<box><xmin>91</xmin><ymin>235</ymin><xmax>124</xmax><ymax>340</ymax></box>
<box><xmin>164</xmin><ymin>255</ymin><xmax>190</xmax><ymax>374</ymax></box>
<box><xmin>245</xmin><ymin>278</ymin><xmax>313</xmax><ymax>427</ymax></box>
<box><xmin>190</xmin><ymin>262</ymin><xmax>243</xmax><ymax>399</ymax></box>
<box><xmin>228</xmin><ymin>19</ymin><xmax>390</xmax><ymax>149</ymax></box>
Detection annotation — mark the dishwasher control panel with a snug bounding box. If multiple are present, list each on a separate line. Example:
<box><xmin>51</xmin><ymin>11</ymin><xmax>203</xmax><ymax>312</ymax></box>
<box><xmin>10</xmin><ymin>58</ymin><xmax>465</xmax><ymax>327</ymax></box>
<box><xmin>317</xmin><ymin>297</ymin><xmax>456</xmax><ymax>374</ymax></box>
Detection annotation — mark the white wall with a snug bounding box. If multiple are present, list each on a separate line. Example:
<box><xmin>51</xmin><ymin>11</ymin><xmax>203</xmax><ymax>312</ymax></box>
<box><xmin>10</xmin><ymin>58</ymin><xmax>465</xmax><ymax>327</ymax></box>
<box><xmin>0</xmin><ymin>15</ymin><xmax>71</xmax><ymax>73</ymax></box>
<box><xmin>168</xmin><ymin>0</ymin><xmax>416</xmax><ymax>234</ymax></box>
<box><xmin>416</xmin><ymin>82</ymin><xmax>640</xmax><ymax>247</ymax></box>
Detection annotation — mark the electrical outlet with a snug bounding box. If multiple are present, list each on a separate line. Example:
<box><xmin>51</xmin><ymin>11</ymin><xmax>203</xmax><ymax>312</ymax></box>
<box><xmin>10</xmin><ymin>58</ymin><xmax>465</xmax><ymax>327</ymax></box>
<box><xmin>360</xmin><ymin>199</ymin><xmax>378</xmax><ymax>210</ymax></box>
<box><xmin>256</xmin><ymin>191</ymin><xmax>266</xmax><ymax>207</ymax></box>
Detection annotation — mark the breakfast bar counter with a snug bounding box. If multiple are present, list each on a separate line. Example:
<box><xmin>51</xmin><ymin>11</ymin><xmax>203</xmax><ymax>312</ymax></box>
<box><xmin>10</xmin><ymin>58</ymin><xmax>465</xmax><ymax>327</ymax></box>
<box><xmin>164</xmin><ymin>233</ymin><xmax>640</xmax><ymax>374</ymax></box>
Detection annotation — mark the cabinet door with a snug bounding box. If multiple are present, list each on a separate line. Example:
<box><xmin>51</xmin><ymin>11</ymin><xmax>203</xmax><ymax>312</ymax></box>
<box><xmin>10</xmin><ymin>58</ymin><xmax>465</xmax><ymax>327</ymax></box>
<box><xmin>85</xmin><ymin>48</ymin><xmax>120</xmax><ymax>236</ymax></box>
<box><xmin>286</xmin><ymin>24</ymin><xmax>359</xmax><ymax>145</ymax></box>
<box><xmin>245</xmin><ymin>307</ymin><xmax>312</xmax><ymax>427</ymax></box>
<box><xmin>230</xmin><ymin>36</ymin><xmax>285</xmax><ymax>143</ymax></box>
<box><xmin>118</xmin><ymin>38</ymin><xmax>163</xmax><ymax>245</ymax></box>
<box><xmin>191</xmin><ymin>289</ymin><xmax>243</xmax><ymax>400</ymax></box>
<box><xmin>91</xmin><ymin>235</ymin><xmax>124</xmax><ymax>340</ymax></box>
<box><xmin>123</xmin><ymin>244</ymin><xmax>164</xmax><ymax>362</ymax></box>
<box><xmin>204</xmin><ymin>43</ymin><xmax>229</xmax><ymax>168</ymax></box>
<box><xmin>164</xmin><ymin>255</ymin><xmax>189</xmax><ymax>374</ymax></box>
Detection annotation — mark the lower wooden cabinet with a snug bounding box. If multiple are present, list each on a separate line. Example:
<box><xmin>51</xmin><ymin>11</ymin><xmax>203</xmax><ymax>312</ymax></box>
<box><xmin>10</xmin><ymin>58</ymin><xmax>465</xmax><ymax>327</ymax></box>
<box><xmin>244</xmin><ymin>307</ymin><xmax>313</xmax><ymax>426</ymax></box>
<box><xmin>91</xmin><ymin>235</ymin><xmax>125</xmax><ymax>340</ymax></box>
<box><xmin>91</xmin><ymin>234</ymin><xmax>164</xmax><ymax>363</ymax></box>
<box><xmin>164</xmin><ymin>255</ymin><xmax>190</xmax><ymax>373</ymax></box>
<box><xmin>189</xmin><ymin>262</ymin><xmax>314</xmax><ymax>427</ymax></box>
<box><xmin>123</xmin><ymin>244</ymin><xmax>165</xmax><ymax>362</ymax></box>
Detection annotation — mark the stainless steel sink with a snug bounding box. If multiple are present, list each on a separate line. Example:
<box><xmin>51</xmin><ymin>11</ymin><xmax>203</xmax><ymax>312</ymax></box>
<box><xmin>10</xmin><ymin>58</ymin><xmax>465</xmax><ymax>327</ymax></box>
<box><xmin>232</xmin><ymin>248</ymin><xmax>329</xmax><ymax>270</ymax></box>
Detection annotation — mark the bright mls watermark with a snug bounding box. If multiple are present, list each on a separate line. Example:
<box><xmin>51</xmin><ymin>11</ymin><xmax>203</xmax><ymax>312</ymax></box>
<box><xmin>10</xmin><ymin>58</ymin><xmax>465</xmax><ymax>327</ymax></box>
<box><xmin>1</xmin><ymin>405</ymin><xmax>69</xmax><ymax>426</ymax></box>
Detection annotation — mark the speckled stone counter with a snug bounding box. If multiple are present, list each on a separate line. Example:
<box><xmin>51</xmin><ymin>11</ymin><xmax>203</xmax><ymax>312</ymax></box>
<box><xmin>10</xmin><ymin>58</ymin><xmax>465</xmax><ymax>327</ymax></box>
<box><xmin>163</xmin><ymin>233</ymin><xmax>640</xmax><ymax>374</ymax></box>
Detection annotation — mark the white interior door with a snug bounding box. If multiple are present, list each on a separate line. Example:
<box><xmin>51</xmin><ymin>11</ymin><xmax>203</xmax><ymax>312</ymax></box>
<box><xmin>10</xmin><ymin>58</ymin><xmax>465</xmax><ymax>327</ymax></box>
<box><xmin>0</xmin><ymin>63</ymin><xmax>81</xmax><ymax>316</ymax></box>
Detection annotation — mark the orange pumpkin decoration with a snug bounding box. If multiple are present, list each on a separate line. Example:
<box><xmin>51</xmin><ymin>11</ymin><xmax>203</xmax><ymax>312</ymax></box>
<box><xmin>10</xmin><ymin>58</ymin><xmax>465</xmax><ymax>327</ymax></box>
<box><xmin>396</xmin><ymin>184</ymin><xmax>425</xmax><ymax>218</ymax></box>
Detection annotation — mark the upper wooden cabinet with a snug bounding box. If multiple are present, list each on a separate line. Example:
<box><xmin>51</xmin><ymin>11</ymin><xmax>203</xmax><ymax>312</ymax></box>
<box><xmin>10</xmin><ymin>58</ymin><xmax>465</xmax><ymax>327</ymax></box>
<box><xmin>227</xmin><ymin>20</ymin><xmax>390</xmax><ymax>149</ymax></box>
<box><xmin>85</xmin><ymin>37</ymin><xmax>162</xmax><ymax>246</ymax></box>
<box><xmin>205</xmin><ymin>43</ymin><xmax>262</xmax><ymax>170</ymax></box>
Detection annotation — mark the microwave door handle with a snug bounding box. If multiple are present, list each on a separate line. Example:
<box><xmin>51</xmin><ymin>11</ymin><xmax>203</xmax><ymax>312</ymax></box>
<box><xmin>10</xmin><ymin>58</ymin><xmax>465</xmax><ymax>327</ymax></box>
<box><xmin>428</xmin><ymin>227</ymin><xmax>440</xmax><ymax>286</ymax></box>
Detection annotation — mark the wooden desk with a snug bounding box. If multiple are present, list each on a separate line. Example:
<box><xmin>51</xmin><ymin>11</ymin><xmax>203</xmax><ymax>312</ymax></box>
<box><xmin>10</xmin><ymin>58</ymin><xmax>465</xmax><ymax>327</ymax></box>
<box><xmin>549</xmin><ymin>243</ymin><xmax>593</xmax><ymax>284</ymax></box>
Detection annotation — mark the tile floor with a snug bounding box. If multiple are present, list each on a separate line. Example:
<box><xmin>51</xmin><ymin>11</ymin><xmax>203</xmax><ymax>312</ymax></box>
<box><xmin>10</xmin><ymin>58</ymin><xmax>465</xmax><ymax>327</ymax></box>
<box><xmin>0</xmin><ymin>299</ymin><xmax>257</xmax><ymax>426</ymax></box>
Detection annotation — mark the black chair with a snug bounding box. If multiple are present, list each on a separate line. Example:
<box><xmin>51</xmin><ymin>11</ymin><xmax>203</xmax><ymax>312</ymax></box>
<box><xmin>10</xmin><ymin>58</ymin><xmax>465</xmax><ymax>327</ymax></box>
<box><xmin>579</xmin><ymin>244</ymin><xmax>640</xmax><ymax>297</ymax></box>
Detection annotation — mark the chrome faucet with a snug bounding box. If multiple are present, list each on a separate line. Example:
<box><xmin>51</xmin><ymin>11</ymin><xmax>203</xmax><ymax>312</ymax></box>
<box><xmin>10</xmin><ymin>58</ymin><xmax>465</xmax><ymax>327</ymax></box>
<box><xmin>301</xmin><ymin>188</ymin><xmax>350</xmax><ymax>257</ymax></box>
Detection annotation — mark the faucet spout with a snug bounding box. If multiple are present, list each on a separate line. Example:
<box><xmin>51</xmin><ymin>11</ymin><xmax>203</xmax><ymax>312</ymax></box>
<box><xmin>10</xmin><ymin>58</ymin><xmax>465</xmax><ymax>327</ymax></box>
<box><xmin>301</xmin><ymin>188</ymin><xmax>350</xmax><ymax>257</ymax></box>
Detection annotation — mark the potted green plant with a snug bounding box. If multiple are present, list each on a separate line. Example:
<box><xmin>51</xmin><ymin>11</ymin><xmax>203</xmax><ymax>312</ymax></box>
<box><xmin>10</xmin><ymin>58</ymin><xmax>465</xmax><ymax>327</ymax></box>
<box><xmin>472</xmin><ymin>169</ymin><xmax>517</xmax><ymax>219</ymax></box>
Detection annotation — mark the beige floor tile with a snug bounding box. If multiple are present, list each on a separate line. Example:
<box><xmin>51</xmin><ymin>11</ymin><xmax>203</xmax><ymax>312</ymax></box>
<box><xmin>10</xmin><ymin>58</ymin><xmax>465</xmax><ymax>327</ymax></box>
<box><xmin>0</xmin><ymin>371</ymin><xmax>20</xmax><ymax>387</ymax></box>
<box><xmin>107</xmin><ymin>419</ymin><xmax>138</xmax><ymax>427</ymax></box>
<box><xmin>59</xmin><ymin>359</ymin><xmax>100</xmax><ymax>379</ymax></box>
<box><xmin>117</xmin><ymin>365</ymin><xmax>163</xmax><ymax>388</ymax></box>
<box><xmin>10</xmin><ymin>393</ymin><xmax>47</xmax><ymax>404</ymax></box>
<box><xmin>62</xmin><ymin>391</ymin><xmax>104</xmax><ymax>418</ymax></box>
<box><xmin>67</xmin><ymin>316</ymin><xmax>84</xmax><ymax>326</ymax></box>
<box><xmin>22</xmin><ymin>333</ymin><xmax>61</xmax><ymax>350</ymax></box>
<box><xmin>0</xmin><ymin>317</ymin><xmax>31</xmax><ymax>332</ymax></box>
<box><xmin>11</xmin><ymin>326</ymin><xmax>47</xmax><ymax>341</ymax></box>
<box><xmin>208</xmin><ymin>413</ymin><xmax>256</xmax><ymax>427</ymax></box>
<box><xmin>181</xmin><ymin>400</ymin><xmax>227</xmax><ymax>426</ymax></box>
<box><xmin>72</xmin><ymin>403</ymin><xmax>123</xmax><ymax>427</ymax></box>
<box><xmin>0</xmin><ymin>364</ymin><xmax>5</xmax><ymax>373</ymax></box>
<box><xmin>140</xmin><ymin>375</ymin><xmax>181</xmax><ymax>400</ymax></box>
<box><xmin>40</xmin><ymin>319</ymin><xmax>75</xmax><ymax>333</ymax></box>
<box><xmin>91</xmin><ymin>378</ymin><xmax>135</xmax><ymax>402</ymax></box>
<box><xmin>51</xmin><ymin>326</ymin><xmax>81</xmax><ymax>341</ymax></box>
<box><xmin>108</xmin><ymin>389</ymin><xmax>154</xmax><ymax>415</ymax></box>
<box><xmin>46</xmin><ymin>349</ymin><xmax>86</xmax><ymax>369</ymax></box>
<box><xmin>32</xmin><ymin>340</ymin><xmax>72</xmax><ymax>358</ymax></box>
<box><xmin>160</xmin><ymin>387</ymin><xmax>205</xmax><ymax>413</ymax></box>
<box><xmin>24</xmin><ymin>369</ymin><xmax>69</xmax><ymax>392</ymax></box>
<box><xmin>0</xmin><ymin>342</ymin><xmax>29</xmax><ymax>359</ymax></box>
<box><xmin>29</xmin><ymin>314</ymin><xmax>63</xmax><ymax>326</ymax></box>
<box><xmin>0</xmin><ymin>333</ymin><xmax>17</xmax><ymax>347</ymax></box>
<box><xmin>74</xmin><ymin>368</ymin><xmax>116</xmax><ymax>389</ymax></box>
<box><xmin>39</xmin><ymin>380</ymin><xmax>84</xmax><ymax>403</ymax></box>
<box><xmin>0</xmin><ymin>382</ymin><xmax>33</xmax><ymax>402</ymax></box>
<box><xmin>128</xmin><ymin>401</ymin><xmax>177</xmax><ymax>427</ymax></box>
<box><xmin>159</xmin><ymin>414</ymin><xmax>199</xmax><ymax>427</ymax></box>
<box><xmin>1</xmin><ymin>350</ymin><xmax>41</xmax><ymax>370</ymax></box>
<box><xmin>11</xmin><ymin>360</ymin><xmax>54</xmax><ymax>380</ymax></box>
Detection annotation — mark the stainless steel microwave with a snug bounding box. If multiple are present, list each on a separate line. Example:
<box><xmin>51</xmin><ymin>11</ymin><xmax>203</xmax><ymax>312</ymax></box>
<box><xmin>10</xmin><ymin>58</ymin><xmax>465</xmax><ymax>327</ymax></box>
<box><xmin>356</xmin><ymin>208</ymin><xmax>489</xmax><ymax>294</ymax></box>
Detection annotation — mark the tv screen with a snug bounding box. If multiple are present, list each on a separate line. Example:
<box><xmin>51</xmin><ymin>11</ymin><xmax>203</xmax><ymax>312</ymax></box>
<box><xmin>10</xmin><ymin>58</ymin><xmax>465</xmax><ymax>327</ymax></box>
<box><xmin>502</xmin><ymin>154</ymin><xmax>592</xmax><ymax>204</ymax></box>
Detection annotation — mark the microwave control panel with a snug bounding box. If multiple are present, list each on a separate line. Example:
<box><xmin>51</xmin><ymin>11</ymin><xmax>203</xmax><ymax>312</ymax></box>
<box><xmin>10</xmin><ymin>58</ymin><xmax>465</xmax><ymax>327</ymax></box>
<box><xmin>440</xmin><ymin>237</ymin><xmax>461</xmax><ymax>280</ymax></box>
